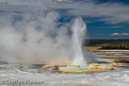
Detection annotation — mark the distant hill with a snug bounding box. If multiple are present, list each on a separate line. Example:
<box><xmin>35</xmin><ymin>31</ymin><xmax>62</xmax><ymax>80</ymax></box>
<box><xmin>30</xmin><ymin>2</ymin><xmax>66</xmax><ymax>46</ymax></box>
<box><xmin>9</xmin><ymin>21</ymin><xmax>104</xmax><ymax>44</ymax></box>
<box><xmin>84</xmin><ymin>39</ymin><xmax>129</xmax><ymax>46</ymax></box>
<box><xmin>83</xmin><ymin>39</ymin><xmax>129</xmax><ymax>49</ymax></box>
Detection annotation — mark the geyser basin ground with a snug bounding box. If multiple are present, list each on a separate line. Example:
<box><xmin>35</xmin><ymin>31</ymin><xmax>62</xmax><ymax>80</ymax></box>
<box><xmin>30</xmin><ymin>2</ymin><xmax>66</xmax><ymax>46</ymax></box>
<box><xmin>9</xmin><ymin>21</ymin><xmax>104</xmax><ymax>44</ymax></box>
<box><xmin>0</xmin><ymin>63</ymin><xmax>129</xmax><ymax>86</ymax></box>
<box><xmin>0</xmin><ymin>50</ymin><xmax>129</xmax><ymax>86</ymax></box>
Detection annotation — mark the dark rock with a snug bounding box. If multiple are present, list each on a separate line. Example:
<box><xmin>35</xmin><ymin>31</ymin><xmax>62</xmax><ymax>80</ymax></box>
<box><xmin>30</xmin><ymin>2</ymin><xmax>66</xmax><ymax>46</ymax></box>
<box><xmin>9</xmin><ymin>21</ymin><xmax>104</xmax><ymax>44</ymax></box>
<box><xmin>117</xmin><ymin>60</ymin><xmax>129</xmax><ymax>63</ymax></box>
<box><xmin>109</xmin><ymin>68</ymin><xmax>114</xmax><ymax>70</ymax></box>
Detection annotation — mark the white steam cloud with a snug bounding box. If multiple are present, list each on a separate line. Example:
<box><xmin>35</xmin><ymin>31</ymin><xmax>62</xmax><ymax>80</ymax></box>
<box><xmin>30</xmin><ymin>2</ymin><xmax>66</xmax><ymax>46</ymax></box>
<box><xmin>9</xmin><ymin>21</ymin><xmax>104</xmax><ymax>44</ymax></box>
<box><xmin>0</xmin><ymin>1</ymin><xmax>87</xmax><ymax>65</ymax></box>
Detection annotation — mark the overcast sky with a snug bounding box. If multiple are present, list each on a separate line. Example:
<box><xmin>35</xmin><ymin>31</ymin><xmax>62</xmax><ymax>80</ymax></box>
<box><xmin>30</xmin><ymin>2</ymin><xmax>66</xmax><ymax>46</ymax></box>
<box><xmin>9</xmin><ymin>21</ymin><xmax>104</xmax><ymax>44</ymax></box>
<box><xmin>0</xmin><ymin>0</ymin><xmax>129</xmax><ymax>39</ymax></box>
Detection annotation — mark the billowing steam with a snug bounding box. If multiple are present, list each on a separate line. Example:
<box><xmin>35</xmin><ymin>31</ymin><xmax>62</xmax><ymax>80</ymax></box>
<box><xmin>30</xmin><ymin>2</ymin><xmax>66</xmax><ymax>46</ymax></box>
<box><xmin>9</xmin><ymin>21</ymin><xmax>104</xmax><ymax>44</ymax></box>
<box><xmin>0</xmin><ymin>0</ymin><xmax>87</xmax><ymax>65</ymax></box>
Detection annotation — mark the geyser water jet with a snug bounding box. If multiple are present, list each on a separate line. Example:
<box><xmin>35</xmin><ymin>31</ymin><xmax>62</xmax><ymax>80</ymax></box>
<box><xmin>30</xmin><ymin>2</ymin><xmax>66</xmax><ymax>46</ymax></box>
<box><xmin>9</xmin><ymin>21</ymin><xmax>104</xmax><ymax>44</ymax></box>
<box><xmin>72</xmin><ymin>18</ymin><xmax>87</xmax><ymax>67</ymax></box>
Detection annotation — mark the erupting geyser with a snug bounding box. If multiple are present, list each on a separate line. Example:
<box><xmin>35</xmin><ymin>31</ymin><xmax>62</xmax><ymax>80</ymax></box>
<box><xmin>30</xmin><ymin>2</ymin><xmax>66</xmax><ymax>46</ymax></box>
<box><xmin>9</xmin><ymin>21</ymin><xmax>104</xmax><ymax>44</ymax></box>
<box><xmin>72</xmin><ymin>18</ymin><xmax>87</xmax><ymax>67</ymax></box>
<box><xmin>58</xmin><ymin>17</ymin><xmax>89</xmax><ymax>72</ymax></box>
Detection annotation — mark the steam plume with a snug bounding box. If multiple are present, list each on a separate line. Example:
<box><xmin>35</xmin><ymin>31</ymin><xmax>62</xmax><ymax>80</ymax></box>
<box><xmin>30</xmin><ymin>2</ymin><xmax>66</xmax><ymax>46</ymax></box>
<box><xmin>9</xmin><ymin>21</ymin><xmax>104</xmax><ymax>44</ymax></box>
<box><xmin>0</xmin><ymin>0</ymin><xmax>87</xmax><ymax>65</ymax></box>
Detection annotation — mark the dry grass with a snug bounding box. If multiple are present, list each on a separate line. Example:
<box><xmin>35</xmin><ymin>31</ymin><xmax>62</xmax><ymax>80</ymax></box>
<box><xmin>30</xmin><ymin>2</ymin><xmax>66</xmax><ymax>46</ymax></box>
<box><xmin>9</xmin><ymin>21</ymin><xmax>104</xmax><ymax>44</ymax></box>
<box><xmin>82</xmin><ymin>46</ymin><xmax>101</xmax><ymax>50</ymax></box>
